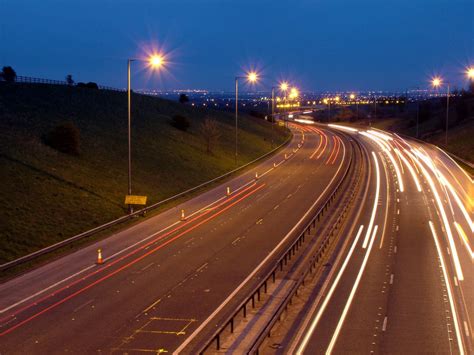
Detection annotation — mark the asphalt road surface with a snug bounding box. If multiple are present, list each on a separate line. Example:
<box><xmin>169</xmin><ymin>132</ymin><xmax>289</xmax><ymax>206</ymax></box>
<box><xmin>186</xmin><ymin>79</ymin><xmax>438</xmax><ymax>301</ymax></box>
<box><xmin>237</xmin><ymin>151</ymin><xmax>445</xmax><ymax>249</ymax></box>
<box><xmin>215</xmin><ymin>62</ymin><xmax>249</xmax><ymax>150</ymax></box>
<box><xmin>0</xmin><ymin>124</ymin><xmax>351</xmax><ymax>354</ymax></box>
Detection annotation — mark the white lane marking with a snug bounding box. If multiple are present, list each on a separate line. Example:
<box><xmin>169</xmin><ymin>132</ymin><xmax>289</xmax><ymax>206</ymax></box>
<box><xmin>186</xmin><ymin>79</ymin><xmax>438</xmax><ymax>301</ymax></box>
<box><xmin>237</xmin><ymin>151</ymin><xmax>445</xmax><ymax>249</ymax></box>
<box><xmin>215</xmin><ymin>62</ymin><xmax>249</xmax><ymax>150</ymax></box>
<box><xmin>397</xmin><ymin>209</ymin><xmax>400</xmax><ymax>215</ymax></box>
<box><xmin>196</xmin><ymin>263</ymin><xmax>208</xmax><ymax>273</ymax></box>
<box><xmin>141</xmin><ymin>262</ymin><xmax>155</xmax><ymax>271</ymax></box>
<box><xmin>296</xmin><ymin>226</ymin><xmax>365</xmax><ymax>354</ymax></box>
<box><xmin>382</xmin><ymin>316</ymin><xmax>388</xmax><ymax>331</ymax></box>
<box><xmin>454</xmin><ymin>277</ymin><xmax>458</xmax><ymax>287</ymax></box>
<box><xmin>429</xmin><ymin>221</ymin><xmax>465</xmax><ymax>355</ymax></box>
<box><xmin>389</xmin><ymin>274</ymin><xmax>394</xmax><ymax>284</ymax></box>
<box><xmin>362</xmin><ymin>152</ymin><xmax>381</xmax><ymax>249</ymax></box>
<box><xmin>396</xmin><ymin>225</ymin><xmax>399</xmax><ymax>231</ymax></box>
<box><xmin>73</xmin><ymin>299</ymin><xmax>94</xmax><ymax>313</ymax></box>
<box><xmin>394</xmin><ymin>246</ymin><xmax>397</xmax><ymax>254</ymax></box>
<box><xmin>464</xmin><ymin>321</ymin><xmax>470</xmax><ymax>337</ymax></box>
<box><xmin>325</xmin><ymin>225</ymin><xmax>379</xmax><ymax>354</ymax></box>
<box><xmin>176</xmin><ymin>136</ymin><xmax>348</xmax><ymax>355</ymax></box>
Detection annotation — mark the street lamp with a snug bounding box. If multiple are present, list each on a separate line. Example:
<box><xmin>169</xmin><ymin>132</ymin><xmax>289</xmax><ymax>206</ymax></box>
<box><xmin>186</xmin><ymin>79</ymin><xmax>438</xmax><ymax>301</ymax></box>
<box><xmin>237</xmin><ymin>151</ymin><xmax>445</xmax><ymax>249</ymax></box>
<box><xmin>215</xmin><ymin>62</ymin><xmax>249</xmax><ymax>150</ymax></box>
<box><xmin>127</xmin><ymin>53</ymin><xmax>164</xmax><ymax>213</ymax></box>
<box><xmin>350</xmin><ymin>94</ymin><xmax>359</xmax><ymax>120</ymax></box>
<box><xmin>235</xmin><ymin>71</ymin><xmax>258</xmax><ymax>164</ymax></box>
<box><xmin>467</xmin><ymin>67</ymin><xmax>474</xmax><ymax>80</ymax></box>
<box><xmin>432</xmin><ymin>76</ymin><xmax>450</xmax><ymax>145</ymax></box>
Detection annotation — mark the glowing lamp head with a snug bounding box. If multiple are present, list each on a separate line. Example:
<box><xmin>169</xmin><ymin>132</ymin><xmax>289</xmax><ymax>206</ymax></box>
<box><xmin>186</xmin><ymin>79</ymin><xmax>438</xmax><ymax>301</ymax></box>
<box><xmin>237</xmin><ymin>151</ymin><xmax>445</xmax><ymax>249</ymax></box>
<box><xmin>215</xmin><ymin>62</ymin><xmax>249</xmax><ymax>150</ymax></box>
<box><xmin>149</xmin><ymin>54</ymin><xmax>164</xmax><ymax>68</ymax></box>
<box><xmin>289</xmin><ymin>87</ymin><xmax>299</xmax><ymax>99</ymax></box>
<box><xmin>350</xmin><ymin>94</ymin><xmax>355</xmax><ymax>100</ymax></box>
<box><xmin>335</xmin><ymin>96</ymin><xmax>340</xmax><ymax>102</ymax></box>
<box><xmin>280</xmin><ymin>81</ymin><xmax>289</xmax><ymax>91</ymax></box>
<box><xmin>323</xmin><ymin>98</ymin><xmax>329</xmax><ymax>104</ymax></box>
<box><xmin>247</xmin><ymin>71</ymin><xmax>258</xmax><ymax>83</ymax></box>
<box><xmin>467</xmin><ymin>67</ymin><xmax>474</xmax><ymax>80</ymax></box>
<box><xmin>432</xmin><ymin>77</ymin><xmax>442</xmax><ymax>88</ymax></box>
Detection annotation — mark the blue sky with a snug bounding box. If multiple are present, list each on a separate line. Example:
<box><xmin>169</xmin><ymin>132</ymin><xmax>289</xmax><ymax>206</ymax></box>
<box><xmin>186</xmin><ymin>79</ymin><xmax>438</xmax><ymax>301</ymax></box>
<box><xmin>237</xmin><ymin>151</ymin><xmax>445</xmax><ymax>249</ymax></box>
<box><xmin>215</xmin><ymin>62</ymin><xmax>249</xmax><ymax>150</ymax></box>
<box><xmin>1</xmin><ymin>0</ymin><xmax>473</xmax><ymax>91</ymax></box>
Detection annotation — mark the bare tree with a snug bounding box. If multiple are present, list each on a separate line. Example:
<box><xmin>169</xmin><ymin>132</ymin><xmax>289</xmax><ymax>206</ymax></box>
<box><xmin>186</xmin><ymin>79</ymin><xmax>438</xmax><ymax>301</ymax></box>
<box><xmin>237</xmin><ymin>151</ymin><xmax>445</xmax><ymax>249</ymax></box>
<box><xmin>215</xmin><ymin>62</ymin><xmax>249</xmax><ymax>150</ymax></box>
<box><xmin>200</xmin><ymin>117</ymin><xmax>221</xmax><ymax>154</ymax></box>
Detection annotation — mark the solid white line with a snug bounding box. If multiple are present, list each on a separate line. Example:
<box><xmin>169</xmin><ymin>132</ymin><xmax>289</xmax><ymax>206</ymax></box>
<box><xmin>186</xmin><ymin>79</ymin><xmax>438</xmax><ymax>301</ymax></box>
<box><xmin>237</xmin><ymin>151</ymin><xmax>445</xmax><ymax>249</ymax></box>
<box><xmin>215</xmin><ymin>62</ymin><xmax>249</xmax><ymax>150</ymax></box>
<box><xmin>429</xmin><ymin>221</ymin><xmax>465</xmax><ymax>355</ymax></box>
<box><xmin>326</xmin><ymin>225</ymin><xmax>379</xmax><ymax>354</ymax></box>
<box><xmin>296</xmin><ymin>225</ymin><xmax>364</xmax><ymax>354</ymax></box>
<box><xmin>390</xmin><ymin>274</ymin><xmax>394</xmax><ymax>284</ymax></box>
<box><xmin>175</xmin><ymin>136</ymin><xmax>348</xmax><ymax>354</ymax></box>
<box><xmin>362</xmin><ymin>152</ymin><xmax>380</xmax><ymax>249</ymax></box>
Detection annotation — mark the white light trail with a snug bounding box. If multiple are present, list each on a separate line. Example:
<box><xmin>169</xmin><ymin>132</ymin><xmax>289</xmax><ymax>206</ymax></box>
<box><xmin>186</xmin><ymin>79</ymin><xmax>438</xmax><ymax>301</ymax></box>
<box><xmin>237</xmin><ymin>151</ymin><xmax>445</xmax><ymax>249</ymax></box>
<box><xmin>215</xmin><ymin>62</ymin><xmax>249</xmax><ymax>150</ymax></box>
<box><xmin>410</xmin><ymin>150</ymin><xmax>464</xmax><ymax>281</ymax></box>
<box><xmin>328</xmin><ymin>124</ymin><xmax>358</xmax><ymax>133</ymax></box>
<box><xmin>396</xmin><ymin>148</ymin><xmax>422</xmax><ymax>192</ymax></box>
<box><xmin>296</xmin><ymin>225</ymin><xmax>365</xmax><ymax>354</ymax></box>
<box><xmin>429</xmin><ymin>221</ymin><xmax>465</xmax><ymax>355</ymax></box>
<box><xmin>362</xmin><ymin>152</ymin><xmax>381</xmax><ymax>248</ymax></box>
<box><xmin>326</xmin><ymin>225</ymin><xmax>379</xmax><ymax>355</ymax></box>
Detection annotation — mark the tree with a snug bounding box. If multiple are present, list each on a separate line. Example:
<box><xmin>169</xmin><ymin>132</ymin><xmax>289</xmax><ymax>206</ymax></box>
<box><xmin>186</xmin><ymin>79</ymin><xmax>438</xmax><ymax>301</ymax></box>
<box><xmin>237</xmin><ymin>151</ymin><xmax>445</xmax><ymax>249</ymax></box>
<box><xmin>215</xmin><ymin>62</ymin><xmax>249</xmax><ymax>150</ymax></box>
<box><xmin>1</xmin><ymin>66</ymin><xmax>17</xmax><ymax>82</ymax></box>
<box><xmin>200</xmin><ymin>117</ymin><xmax>221</xmax><ymax>154</ymax></box>
<box><xmin>66</xmin><ymin>74</ymin><xmax>74</xmax><ymax>86</ymax></box>
<box><xmin>44</xmin><ymin>122</ymin><xmax>81</xmax><ymax>155</ymax></box>
<box><xmin>178</xmin><ymin>93</ymin><xmax>189</xmax><ymax>104</ymax></box>
<box><xmin>171</xmin><ymin>114</ymin><xmax>190</xmax><ymax>131</ymax></box>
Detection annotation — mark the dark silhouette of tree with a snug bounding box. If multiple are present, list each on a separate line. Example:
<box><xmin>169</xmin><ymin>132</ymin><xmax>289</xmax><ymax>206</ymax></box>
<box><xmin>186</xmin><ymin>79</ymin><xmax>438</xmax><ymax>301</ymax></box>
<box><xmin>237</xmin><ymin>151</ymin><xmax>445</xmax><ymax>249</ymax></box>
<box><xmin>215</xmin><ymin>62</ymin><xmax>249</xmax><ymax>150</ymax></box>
<box><xmin>200</xmin><ymin>117</ymin><xmax>220</xmax><ymax>154</ymax></box>
<box><xmin>418</xmin><ymin>101</ymin><xmax>432</xmax><ymax>122</ymax></box>
<box><xmin>86</xmin><ymin>82</ymin><xmax>99</xmax><ymax>89</ymax></box>
<box><xmin>44</xmin><ymin>122</ymin><xmax>81</xmax><ymax>155</ymax></box>
<box><xmin>178</xmin><ymin>93</ymin><xmax>189</xmax><ymax>104</ymax></box>
<box><xmin>171</xmin><ymin>114</ymin><xmax>190</xmax><ymax>131</ymax></box>
<box><xmin>1</xmin><ymin>66</ymin><xmax>17</xmax><ymax>82</ymax></box>
<box><xmin>66</xmin><ymin>74</ymin><xmax>74</xmax><ymax>86</ymax></box>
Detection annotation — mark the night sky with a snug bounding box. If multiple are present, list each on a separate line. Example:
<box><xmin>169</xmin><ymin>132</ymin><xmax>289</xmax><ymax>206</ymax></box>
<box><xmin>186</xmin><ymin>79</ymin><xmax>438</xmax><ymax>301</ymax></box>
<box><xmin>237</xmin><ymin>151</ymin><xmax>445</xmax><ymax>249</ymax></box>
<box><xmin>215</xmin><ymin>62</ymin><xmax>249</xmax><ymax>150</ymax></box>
<box><xmin>2</xmin><ymin>0</ymin><xmax>473</xmax><ymax>91</ymax></box>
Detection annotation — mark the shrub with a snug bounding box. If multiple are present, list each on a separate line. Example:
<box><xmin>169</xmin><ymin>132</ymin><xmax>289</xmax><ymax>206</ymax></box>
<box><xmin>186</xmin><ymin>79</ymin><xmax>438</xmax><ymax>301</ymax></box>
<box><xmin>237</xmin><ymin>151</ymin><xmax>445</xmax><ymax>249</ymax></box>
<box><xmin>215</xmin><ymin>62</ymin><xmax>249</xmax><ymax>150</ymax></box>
<box><xmin>178</xmin><ymin>93</ymin><xmax>189</xmax><ymax>104</ymax></box>
<box><xmin>171</xmin><ymin>114</ymin><xmax>190</xmax><ymax>131</ymax></box>
<box><xmin>1</xmin><ymin>66</ymin><xmax>17</xmax><ymax>82</ymax></box>
<box><xmin>44</xmin><ymin>122</ymin><xmax>81</xmax><ymax>155</ymax></box>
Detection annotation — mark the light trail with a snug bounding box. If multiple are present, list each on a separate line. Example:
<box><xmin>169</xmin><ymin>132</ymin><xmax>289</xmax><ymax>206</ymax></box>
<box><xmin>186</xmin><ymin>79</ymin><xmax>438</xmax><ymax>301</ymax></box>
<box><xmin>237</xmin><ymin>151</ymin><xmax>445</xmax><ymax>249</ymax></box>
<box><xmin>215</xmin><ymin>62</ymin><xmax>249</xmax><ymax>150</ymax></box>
<box><xmin>328</xmin><ymin>124</ymin><xmax>358</xmax><ymax>133</ymax></box>
<box><xmin>326</xmin><ymin>225</ymin><xmax>379</xmax><ymax>355</ymax></box>
<box><xmin>310</xmin><ymin>129</ymin><xmax>324</xmax><ymax>159</ymax></box>
<box><xmin>429</xmin><ymin>221</ymin><xmax>465</xmax><ymax>355</ymax></box>
<box><xmin>362</xmin><ymin>152</ymin><xmax>381</xmax><ymax>249</ymax></box>
<box><xmin>410</xmin><ymin>149</ymin><xmax>464</xmax><ymax>281</ymax></box>
<box><xmin>395</xmin><ymin>148</ymin><xmax>422</xmax><ymax>192</ymax></box>
<box><xmin>296</xmin><ymin>226</ymin><xmax>365</xmax><ymax>354</ymax></box>
<box><xmin>454</xmin><ymin>222</ymin><xmax>473</xmax><ymax>259</ymax></box>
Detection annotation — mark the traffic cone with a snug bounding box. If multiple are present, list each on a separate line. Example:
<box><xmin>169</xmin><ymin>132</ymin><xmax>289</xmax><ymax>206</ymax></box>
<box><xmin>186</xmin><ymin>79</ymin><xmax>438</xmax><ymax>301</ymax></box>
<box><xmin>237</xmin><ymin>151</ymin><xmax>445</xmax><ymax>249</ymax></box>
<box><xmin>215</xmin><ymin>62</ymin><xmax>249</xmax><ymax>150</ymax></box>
<box><xmin>96</xmin><ymin>248</ymin><xmax>104</xmax><ymax>265</ymax></box>
<box><xmin>181</xmin><ymin>209</ymin><xmax>186</xmax><ymax>221</ymax></box>
<box><xmin>273</xmin><ymin>162</ymin><xmax>277</xmax><ymax>168</ymax></box>
<box><xmin>226</xmin><ymin>187</ymin><xmax>231</xmax><ymax>196</ymax></box>
<box><xmin>255</xmin><ymin>172</ymin><xmax>259</xmax><ymax>180</ymax></box>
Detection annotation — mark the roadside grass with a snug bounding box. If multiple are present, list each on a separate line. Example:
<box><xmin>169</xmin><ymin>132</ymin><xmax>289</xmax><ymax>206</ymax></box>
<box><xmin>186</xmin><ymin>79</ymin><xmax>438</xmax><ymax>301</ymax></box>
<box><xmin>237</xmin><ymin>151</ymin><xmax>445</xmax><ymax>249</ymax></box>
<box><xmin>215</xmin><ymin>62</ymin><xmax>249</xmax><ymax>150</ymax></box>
<box><xmin>0</xmin><ymin>83</ymin><xmax>289</xmax><ymax>265</ymax></box>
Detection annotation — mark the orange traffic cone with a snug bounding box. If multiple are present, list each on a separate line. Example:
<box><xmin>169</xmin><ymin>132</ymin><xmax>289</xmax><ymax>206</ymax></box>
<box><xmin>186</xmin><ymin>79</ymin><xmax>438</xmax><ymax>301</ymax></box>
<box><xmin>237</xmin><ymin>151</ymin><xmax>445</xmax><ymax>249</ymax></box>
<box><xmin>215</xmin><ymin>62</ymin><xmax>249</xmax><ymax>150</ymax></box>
<box><xmin>96</xmin><ymin>248</ymin><xmax>104</xmax><ymax>265</ymax></box>
<box><xmin>255</xmin><ymin>172</ymin><xmax>259</xmax><ymax>180</ymax></box>
<box><xmin>181</xmin><ymin>209</ymin><xmax>186</xmax><ymax>221</ymax></box>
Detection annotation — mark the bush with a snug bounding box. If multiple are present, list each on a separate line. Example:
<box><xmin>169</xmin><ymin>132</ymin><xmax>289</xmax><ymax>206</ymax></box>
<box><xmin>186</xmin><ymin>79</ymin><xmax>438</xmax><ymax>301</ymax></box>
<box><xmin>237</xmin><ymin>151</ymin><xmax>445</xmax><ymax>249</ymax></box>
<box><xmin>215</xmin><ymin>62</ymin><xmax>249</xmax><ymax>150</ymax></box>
<box><xmin>178</xmin><ymin>93</ymin><xmax>189</xmax><ymax>104</ymax></box>
<box><xmin>44</xmin><ymin>122</ymin><xmax>81</xmax><ymax>155</ymax></box>
<box><xmin>171</xmin><ymin>114</ymin><xmax>190</xmax><ymax>131</ymax></box>
<box><xmin>1</xmin><ymin>66</ymin><xmax>17</xmax><ymax>82</ymax></box>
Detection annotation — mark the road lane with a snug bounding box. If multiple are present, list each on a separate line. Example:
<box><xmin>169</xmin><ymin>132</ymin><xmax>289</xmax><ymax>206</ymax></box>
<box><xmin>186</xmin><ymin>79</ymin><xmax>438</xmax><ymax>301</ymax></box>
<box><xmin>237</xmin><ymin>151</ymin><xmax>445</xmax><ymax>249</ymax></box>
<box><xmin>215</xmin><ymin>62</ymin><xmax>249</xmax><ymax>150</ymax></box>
<box><xmin>0</xmin><ymin>124</ymin><xmax>352</xmax><ymax>353</ymax></box>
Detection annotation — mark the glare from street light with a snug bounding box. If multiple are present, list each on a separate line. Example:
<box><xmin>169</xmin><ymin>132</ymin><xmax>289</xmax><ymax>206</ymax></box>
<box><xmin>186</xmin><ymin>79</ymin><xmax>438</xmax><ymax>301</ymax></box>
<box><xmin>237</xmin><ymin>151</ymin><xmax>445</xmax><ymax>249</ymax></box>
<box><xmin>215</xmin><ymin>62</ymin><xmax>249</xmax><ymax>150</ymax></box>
<box><xmin>280</xmin><ymin>81</ymin><xmax>289</xmax><ymax>91</ymax></box>
<box><xmin>432</xmin><ymin>76</ymin><xmax>442</xmax><ymax>88</ymax></box>
<box><xmin>247</xmin><ymin>71</ymin><xmax>258</xmax><ymax>83</ymax></box>
<box><xmin>335</xmin><ymin>96</ymin><xmax>340</xmax><ymax>102</ymax></box>
<box><xmin>149</xmin><ymin>54</ymin><xmax>164</xmax><ymax>68</ymax></box>
<box><xmin>289</xmin><ymin>87</ymin><xmax>299</xmax><ymax>99</ymax></box>
<box><xmin>467</xmin><ymin>67</ymin><xmax>474</xmax><ymax>80</ymax></box>
<box><xmin>350</xmin><ymin>94</ymin><xmax>356</xmax><ymax>100</ymax></box>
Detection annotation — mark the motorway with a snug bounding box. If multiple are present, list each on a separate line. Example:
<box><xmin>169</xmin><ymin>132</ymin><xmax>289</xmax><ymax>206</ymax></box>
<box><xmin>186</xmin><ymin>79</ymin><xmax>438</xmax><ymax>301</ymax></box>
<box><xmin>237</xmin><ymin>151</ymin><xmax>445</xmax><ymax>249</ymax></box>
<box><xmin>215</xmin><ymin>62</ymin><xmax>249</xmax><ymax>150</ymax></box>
<box><xmin>0</xmin><ymin>123</ymin><xmax>351</xmax><ymax>353</ymax></box>
<box><xmin>1</xmin><ymin>120</ymin><xmax>472</xmax><ymax>354</ymax></box>
<box><xmin>279</xmin><ymin>124</ymin><xmax>473</xmax><ymax>355</ymax></box>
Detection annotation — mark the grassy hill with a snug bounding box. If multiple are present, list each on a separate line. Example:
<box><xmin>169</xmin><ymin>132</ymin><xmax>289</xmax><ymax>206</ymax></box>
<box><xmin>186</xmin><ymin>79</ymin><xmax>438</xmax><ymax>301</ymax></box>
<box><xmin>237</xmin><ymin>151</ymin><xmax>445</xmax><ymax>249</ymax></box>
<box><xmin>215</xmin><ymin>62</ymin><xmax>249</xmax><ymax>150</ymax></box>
<box><xmin>0</xmin><ymin>83</ymin><xmax>289</xmax><ymax>264</ymax></box>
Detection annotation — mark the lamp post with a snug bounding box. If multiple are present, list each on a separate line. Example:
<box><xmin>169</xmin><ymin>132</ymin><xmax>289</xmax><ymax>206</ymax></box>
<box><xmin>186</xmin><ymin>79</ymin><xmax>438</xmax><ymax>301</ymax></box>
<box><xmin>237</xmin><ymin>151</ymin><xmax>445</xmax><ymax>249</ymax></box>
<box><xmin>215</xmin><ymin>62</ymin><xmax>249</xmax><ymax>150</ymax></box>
<box><xmin>127</xmin><ymin>54</ymin><xmax>164</xmax><ymax>213</ymax></box>
<box><xmin>350</xmin><ymin>94</ymin><xmax>358</xmax><ymax>120</ymax></box>
<box><xmin>432</xmin><ymin>76</ymin><xmax>449</xmax><ymax>145</ymax></box>
<box><xmin>235</xmin><ymin>71</ymin><xmax>258</xmax><ymax>165</ymax></box>
<box><xmin>280</xmin><ymin>81</ymin><xmax>289</xmax><ymax>126</ymax></box>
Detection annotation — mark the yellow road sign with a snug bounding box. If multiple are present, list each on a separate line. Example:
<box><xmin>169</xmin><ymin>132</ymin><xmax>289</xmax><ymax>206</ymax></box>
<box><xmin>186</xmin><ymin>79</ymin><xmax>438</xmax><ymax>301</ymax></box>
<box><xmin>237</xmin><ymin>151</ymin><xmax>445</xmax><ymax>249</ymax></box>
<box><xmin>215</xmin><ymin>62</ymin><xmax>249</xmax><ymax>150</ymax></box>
<box><xmin>125</xmin><ymin>195</ymin><xmax>147</xmax><ymax>205</ymax></box>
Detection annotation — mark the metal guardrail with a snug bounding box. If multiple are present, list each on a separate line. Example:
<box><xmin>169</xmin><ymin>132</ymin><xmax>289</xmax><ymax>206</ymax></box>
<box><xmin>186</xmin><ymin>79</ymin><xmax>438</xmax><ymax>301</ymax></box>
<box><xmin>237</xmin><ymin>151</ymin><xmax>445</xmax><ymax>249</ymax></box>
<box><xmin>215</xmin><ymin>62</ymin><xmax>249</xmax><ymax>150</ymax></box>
<box><xmin>199</xmin><ymin>132</ymin><xmax>360</xmax><ymax>354</ymax></box>
<box><xmin>0</xmin><ymin>136</ymin><xmax>291</xmax><ymax>272</ymax></box>
<box><xmin>8</xmin><ymin>75</ymin><xmax>125</xmax><ymax>92</ymax></box>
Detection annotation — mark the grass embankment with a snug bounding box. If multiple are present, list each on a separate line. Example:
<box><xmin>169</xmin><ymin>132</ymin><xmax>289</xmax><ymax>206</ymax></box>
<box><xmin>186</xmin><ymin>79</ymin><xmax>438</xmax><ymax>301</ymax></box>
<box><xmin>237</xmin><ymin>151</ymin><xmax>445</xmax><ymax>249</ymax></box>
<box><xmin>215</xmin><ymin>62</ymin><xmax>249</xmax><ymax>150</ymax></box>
<box><xmin>0</xmin><ymin>83</ymin><xmax>289</xmax><ymax>264</ymax></box>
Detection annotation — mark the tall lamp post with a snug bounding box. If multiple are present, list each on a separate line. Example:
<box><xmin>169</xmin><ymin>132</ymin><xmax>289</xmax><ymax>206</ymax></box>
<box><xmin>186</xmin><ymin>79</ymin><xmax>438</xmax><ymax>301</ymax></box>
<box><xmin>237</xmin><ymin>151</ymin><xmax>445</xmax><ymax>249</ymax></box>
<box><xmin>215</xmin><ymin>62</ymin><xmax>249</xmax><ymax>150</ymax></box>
<box><xmin>127</xmin><ymin>54</ymin><xmax>164</xmax><ymax>213</ymax></box>
<box><xmin>280</xmin><ymin>81</ymin><xmax>289</xmax><ymax>126</ymax></box>
<box><xmin>432</xmin><ymin>76</ymin><xmax>450</xmax><ymax>145</ymax></box>
<box><xmin>235</xmin><ymin>71</ymin><xmax>258</xmax><ymax>165</ymax></box>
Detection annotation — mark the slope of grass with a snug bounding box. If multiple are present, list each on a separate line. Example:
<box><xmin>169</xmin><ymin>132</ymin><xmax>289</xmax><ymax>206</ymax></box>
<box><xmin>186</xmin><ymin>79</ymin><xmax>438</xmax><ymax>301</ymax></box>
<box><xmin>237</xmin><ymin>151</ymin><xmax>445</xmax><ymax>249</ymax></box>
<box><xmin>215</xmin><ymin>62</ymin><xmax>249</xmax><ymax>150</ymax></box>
<box><xmin>0</xmin><ymin>83</ymin><xmax>289</xmax><ymax>263</ymax></box>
